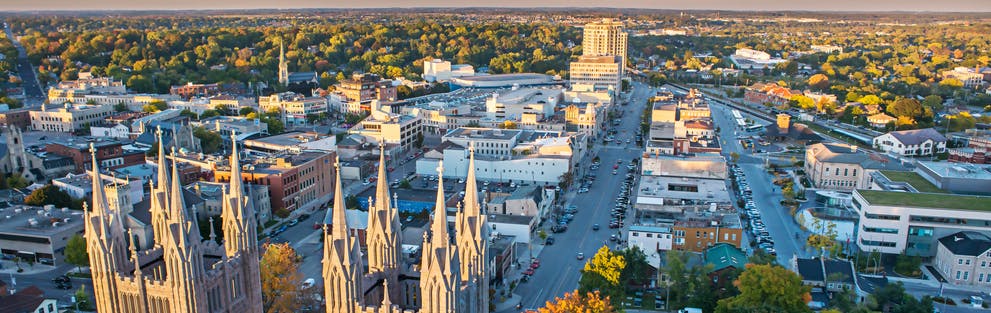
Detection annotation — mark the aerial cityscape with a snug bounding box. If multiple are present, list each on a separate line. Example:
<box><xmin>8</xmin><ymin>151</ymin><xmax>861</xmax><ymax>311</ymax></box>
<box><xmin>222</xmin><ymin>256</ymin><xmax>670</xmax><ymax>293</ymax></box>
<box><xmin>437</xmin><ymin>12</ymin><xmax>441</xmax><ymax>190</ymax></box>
<box><xmin>0</xmin><ymin>2</ymin><xmax>989</xmax><ymax>313</ymax></box>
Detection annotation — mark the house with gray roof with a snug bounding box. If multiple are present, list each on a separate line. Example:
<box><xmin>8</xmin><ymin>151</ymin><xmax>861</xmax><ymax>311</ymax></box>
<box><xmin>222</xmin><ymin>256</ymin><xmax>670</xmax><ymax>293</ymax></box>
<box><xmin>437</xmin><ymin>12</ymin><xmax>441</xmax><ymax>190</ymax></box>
<box><xmin>934</xmin><ymin>231</ymin><xmax>991</xmax><ymax>286</ymax></box>
<box><xmin>873</xmin><ymin>128</ymin><xmax>947</xmax><ymax>157</ymax></box>
<box><xmin>805</xmin><ymin>142</ymin><xmax>907</xmax><ymax>191</ymax></box>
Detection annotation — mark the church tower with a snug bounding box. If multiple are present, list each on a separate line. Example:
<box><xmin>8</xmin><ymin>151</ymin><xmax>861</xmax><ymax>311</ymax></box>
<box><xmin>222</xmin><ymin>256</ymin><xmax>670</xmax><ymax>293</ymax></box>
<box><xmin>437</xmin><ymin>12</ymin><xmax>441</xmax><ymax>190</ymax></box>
<box><xmin>149</xmin><ymin>127</ymin><xmax>170</xmax><ymax>248</ymax></box>
<box><xmin>456</xmin><ymin>146</ymin><xmax>489</xmax><ymax>313</ymax></box>
<box><xmin>221</xmin><ymin>134</ymin><xmax>264</xmax><ymax>312</ymax></box>
<box><xmin>278</xmin><ymin>40</ymin><xmax>289</xmax><ymax>87</ymax></box>
<box><xmin>85</xmin><ymin>143</ymin><xmax>129</xmax><ymax>312</ymax></box>
<box><xmin>419</xmin><ymin>162</ymin><xmax>461</xmax><ymax>313</ymax></box>
<box><xmin>366</xmin><ymin>145</ymin><xmax>403</xmax><ymax>277</ymax></box>
<box><xmin>323</xmin><ymin>157</ymin><xmax>366</xmax><ymax>313</ymax></box>
<box><xmin>161</xmin><ymin>147</ymin><xmax>207</xmax><ymax>312</ymax></box>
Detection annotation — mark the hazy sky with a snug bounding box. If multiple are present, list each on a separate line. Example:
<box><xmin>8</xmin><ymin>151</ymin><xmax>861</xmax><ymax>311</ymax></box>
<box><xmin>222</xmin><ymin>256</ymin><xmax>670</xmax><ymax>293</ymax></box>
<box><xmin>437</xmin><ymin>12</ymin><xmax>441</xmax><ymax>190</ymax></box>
<box><xmin>1</xmin><ymin>0</ymin><xmax>989</xmax><ymax>12</ymax></box>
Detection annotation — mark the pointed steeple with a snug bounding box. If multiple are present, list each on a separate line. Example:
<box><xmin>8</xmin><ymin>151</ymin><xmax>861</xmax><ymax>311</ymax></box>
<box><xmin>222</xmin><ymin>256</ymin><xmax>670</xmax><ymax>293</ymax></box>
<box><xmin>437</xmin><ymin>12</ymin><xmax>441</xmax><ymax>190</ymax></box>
<box><xmin>330</xmin><ymin>156</ymin><xmax>349</xmax><ymax>240</ymax></box>
<box><xmin>374</xmin><ymin>143</ymin><xmax>391</xmax><ymax>211</ymax></box>
<box><xmin>431</xmin><ymin>162</ymin><xmax>450</xmax><ymax>248</ymax></box>
<box><xmin>381</xmin><ymin>279</ymin><xmax>393</xmax><ymax>308</ymax></box>
<box><xmin>228</xmin><ymin>131</ymin><xmax>243</xmax><ymax>196</ymax></box>
<box><xmin>208</xmin><ymin>216</ymin><xmax>216</xmax><ymax>243</ymax></box>
<box><xmin>462</xmin><ymin>145</ymin><xmax>480</xmax><ymax>217</ymax></box>
<box><xmin>155</xmin><ymin>126</ymin><xmax>170</xmax><ymax>193</ymax></box>
<box><xmin>323</xmin><ymin>157</ymin><xmax>365</xmax><ymax>313</ymax></box>
<box><xmin>366</xmin><ymin>143</ymin><xmax>402</xmax><ymax>275</ymax></box>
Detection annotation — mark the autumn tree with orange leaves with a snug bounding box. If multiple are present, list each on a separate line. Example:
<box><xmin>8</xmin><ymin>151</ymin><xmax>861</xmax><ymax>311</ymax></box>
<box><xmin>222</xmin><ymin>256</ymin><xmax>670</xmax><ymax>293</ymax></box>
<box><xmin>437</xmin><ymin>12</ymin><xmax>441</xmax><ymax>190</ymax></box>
<box><xmin>537</xmin><ymin>290</ymin><xmax>616</xmax><ymax>313</ymax></box>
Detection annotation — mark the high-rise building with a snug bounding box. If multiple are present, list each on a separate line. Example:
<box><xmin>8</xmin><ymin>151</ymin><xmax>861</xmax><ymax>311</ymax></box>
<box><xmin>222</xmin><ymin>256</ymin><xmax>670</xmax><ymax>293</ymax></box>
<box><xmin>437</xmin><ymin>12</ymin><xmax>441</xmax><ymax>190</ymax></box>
<box><xmin>569</xmin><ymin>55</ymin><xmax>622</xmax><ymax>90</ymax></box>
<box><xmin>582</xmin><ymin>18</ymin><xmax>628</xmax><ymax>75</ymax></box>
<box><xmin>85</xmin><ymin>135</ymin><xmax>263</xmax><ymax>313</ymax></box>
<box><xmin>323</xmin><ymin>144</ymin><xmax>490</xmax><ymax>313</ymax></box>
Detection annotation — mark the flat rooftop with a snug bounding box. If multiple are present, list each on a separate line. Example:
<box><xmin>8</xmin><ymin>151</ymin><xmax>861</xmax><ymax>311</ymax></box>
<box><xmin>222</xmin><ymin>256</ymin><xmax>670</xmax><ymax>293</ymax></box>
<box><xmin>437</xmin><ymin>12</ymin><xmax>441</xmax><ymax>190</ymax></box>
<box><xmin>879</xmin><ymin>171</ymin><xmax>944</xmax><ymax>194</ymax></box>
<box><xmin>918</xmin><ymin>161</ymin><xmax>991</xmax><ymax>180</ymax></box>
<box><xmin>0</xmin><ymin>206</ymin><xmax>85</xmax><ymax>236</ymax></box>
<box><xmin>637</xmin><ymin>175</ymin><xmax>732</xmax><ymax>204</ymax></box>
<box><xmin>456</xmin><ymin>73</ymin><xmax>553</xmax><ymax>82</ymax></box>
<box><xmin>856</xmin><ymin>189</ymin><xmax>991</xmax><ymax>212</ymax></box>
<box><xmin>247</xmin><ymin>131</ymin><xmax>331</xmax><ymax>147</ymax></box>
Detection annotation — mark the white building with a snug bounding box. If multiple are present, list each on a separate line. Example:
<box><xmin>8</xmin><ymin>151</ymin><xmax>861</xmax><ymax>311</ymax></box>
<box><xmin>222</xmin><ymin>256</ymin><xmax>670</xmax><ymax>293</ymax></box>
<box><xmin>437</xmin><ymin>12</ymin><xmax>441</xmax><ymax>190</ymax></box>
<box><xmin>485</xmin><ymin>87</ymin><xmax>562</xmax><ymax>120</ymax></box>
<box><xmin>258</xmin><ymin>92</ymin><xmax>328</xmax><ymax>127</ymax></box>
<box><xmin>30</xmin><ymin>103</ymin><xmax>115</xmax><ymax>132</ymax></box>
<box><xmin>423</xmin><ymin>59</ymin><xmax>475</xmax><ymax>82</ymax></box>
<box><xmin>628</xmin><ymin>224</ymin><xmax>674</xmax><ymax>254</ymax></box>
<box><xmin>569</xmin><ymin>55</ymin><xmax>622</xmax><ymax>91</ymax></box>
<box><xmin>348</xmin><ymin>101</ymin><xmax>423</xmax><ymax>153</ymax></box>
<box><xmin>582</xmin><ymin>18</ymin><xmax>628</xmax><ymax>75</ymax></box>
<box><xmin>416</xmin><ymin>127</ymin><xmax>584</xmax><ymax>185</ymax></box>
<box><xmin>873</xmin><ymin>128</ymin><xmax>947</xmax><ymax>157</ymax></box>
<box><xmin>851</xmin><ymin>189</ymin><xmax>991</xmax><ymax>256</ymax></box>
<box><xmin>90</xmin><ymin>124</ymin><xmax>131</xmax><ymax>139</ymax></box>
<box><xmin>942</xmin><ymin>67</ymin><xmax>986</xmax><ymax>89</ymax></box>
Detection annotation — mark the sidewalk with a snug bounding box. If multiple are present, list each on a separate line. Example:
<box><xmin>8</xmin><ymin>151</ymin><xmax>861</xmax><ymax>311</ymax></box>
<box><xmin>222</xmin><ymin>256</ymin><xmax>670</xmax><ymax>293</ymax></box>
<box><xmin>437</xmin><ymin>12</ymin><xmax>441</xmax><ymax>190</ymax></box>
<box><xmin>0</xmin><ymin>259</ymin><xmax>57</xmax><ymax>275</ymax></box>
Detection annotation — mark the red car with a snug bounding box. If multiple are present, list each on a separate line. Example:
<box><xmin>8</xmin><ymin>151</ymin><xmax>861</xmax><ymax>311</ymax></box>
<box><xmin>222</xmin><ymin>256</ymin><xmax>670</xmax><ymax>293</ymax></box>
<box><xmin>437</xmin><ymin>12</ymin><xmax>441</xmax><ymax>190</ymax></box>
<box><xmin>523</xmin><ymin>269</ymin><xmax>534</xmax><ymax>276</ymax></box>
<box><xmin>530</xmin><ymin>262</ymin><xmax>539</xmax><ymax>269</ymax></box>
<box><xmin>613</xmin><ymin>164</ymin><xmax>619</xmax><ymax>169</ymax></box>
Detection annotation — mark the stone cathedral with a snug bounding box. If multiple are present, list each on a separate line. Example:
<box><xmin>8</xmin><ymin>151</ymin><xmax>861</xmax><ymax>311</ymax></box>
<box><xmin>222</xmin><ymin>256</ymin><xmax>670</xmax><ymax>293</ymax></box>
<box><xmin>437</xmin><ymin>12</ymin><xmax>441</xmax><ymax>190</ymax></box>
<box><xmin>85</xmin><ymin>134</ymin><xmax>263</xmax><ymax>313</ymax></box>
<box><xmin>323</xmin><ymin>145</ymin><xmax>491</xmax><ymax>313</ymax></box>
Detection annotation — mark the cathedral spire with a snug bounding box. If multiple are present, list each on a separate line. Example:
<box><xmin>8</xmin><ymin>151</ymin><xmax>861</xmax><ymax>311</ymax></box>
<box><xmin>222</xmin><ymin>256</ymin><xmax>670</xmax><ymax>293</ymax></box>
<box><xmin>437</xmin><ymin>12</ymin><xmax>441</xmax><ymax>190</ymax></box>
<box><xmin>374</xmin><ymin>143</ymin><xmax>390</xmax><ymax>212</ymax></box>
<box><xmin>323</xmin><ymin>157</ymin><xmax>365</xmax><ymax>313</ymax></box>
<box><xmin>431</xmin><ymin>162</ymin><xmax>450</xmax><ymax>248</ymax></box>
<box><xmin>462</xmin><ymin>145</ymin><xmax>480</xmax><ymax>217</ymax></box>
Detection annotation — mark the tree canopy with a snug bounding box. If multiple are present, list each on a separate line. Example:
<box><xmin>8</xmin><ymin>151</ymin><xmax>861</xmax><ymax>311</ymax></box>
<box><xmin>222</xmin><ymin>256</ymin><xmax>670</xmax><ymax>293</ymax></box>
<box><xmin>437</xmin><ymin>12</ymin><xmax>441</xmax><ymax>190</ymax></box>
<box><xmin>538</xmin><ymin>290</ymin><xmax>616</xmax><ymax>313</ymax></box>
<box><xmin>715</xmin><ymin>264</ymin><xmax>812</xmax><ymax>313</ymax></box>
<box><xmin>260</xmin><ymin>242</ymin><xmax>304</xmax><ymax>313</ymax></box>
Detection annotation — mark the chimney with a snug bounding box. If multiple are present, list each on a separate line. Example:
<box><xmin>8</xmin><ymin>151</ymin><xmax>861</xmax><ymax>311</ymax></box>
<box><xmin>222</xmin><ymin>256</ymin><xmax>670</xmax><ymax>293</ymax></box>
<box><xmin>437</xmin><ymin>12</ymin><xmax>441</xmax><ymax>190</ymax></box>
<box><xmin>776</xmin><ymin>114</ymin><xmax>791</xmax><ymax>134</ymax></box>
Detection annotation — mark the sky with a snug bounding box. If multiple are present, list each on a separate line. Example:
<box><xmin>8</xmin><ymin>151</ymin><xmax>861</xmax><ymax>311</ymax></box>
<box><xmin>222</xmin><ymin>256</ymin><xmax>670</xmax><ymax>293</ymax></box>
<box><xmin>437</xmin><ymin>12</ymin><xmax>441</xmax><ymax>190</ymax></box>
<box><xmin>1</xmin><ymin>0</ymin><xmax>989</xmax><ymax>12</ymax></box>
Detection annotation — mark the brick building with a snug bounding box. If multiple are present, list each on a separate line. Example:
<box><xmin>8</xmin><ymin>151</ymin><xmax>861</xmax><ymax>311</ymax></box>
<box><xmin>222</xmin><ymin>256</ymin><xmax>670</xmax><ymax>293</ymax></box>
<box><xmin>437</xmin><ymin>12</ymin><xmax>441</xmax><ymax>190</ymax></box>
<box><xmin>215</xmin><ymin>150</ymin><xmax>335</xmax><ymax>212</ymax></box>
<box><xmin>0</xmin><ymin>108</ymin><xmax>31</xmax><ymax>128</ymax></box>
<box><xmin>44</xmin><ymin>138</ymin><xmax>145</xmax><ymax>173</ymax></box>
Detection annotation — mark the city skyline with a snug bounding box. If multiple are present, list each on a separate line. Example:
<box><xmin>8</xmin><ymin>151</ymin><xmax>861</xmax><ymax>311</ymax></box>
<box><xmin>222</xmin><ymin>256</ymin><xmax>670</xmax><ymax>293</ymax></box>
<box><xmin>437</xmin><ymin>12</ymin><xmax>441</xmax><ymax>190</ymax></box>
<box><xmin>1</xmin><ymin>0</ymin><xmax>989</xmax><ymax>12</ymax></box>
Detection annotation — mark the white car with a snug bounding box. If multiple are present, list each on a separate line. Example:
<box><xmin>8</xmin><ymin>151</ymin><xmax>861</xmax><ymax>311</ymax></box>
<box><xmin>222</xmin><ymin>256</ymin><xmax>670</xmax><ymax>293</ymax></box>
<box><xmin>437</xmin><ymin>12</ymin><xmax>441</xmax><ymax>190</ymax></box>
<box><xmin>301</xmin><ymin>278</ymin><xmax>315</xmax><ymax>289</ymax></box>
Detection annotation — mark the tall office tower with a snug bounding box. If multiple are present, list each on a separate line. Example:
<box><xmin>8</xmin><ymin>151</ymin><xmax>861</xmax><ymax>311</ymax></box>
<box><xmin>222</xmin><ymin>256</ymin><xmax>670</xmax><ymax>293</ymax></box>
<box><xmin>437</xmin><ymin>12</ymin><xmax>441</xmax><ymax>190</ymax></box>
<box><xmin>582</xmin><ymin>18</ymin><xmax>628</xmax><ymax>75</ymax></box>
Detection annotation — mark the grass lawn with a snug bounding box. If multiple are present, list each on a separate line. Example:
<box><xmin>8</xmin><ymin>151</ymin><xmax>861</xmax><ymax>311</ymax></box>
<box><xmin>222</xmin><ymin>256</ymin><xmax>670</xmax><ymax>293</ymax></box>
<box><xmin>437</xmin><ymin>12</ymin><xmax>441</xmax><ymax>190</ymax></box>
<box><xmin>857</xmin><ymin>190</ymin><xmax>991</xmax><ymax>211</ymax></box>
<box><xmin>879</xmin><ymin>171</ymin><xmax>945</xmax><ymax>193</ymax></box>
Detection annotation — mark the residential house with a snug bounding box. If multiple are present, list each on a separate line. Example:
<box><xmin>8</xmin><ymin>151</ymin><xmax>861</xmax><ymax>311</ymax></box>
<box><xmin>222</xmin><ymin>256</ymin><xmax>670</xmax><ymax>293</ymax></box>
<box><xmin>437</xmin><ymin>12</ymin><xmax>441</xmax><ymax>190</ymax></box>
<box><xmin>873</xmin><ymin>128</ymin><xmax>947</xmax><ymax>157</ymax></box>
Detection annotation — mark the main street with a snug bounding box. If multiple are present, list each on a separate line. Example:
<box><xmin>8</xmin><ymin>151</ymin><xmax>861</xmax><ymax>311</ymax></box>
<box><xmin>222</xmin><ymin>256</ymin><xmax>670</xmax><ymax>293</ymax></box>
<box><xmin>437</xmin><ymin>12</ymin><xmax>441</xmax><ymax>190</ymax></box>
<box><xmin>2</xmin><ymin>20</ymin><xmax>47</xmax><ymax>106</ymax></box>
<box><xmin>705</xmin><ymin>90</ymin><xmax>813</xmax><ymax>266</ymax></box>
<box><xmin>512</xmin><ymin>82</ymin><xmax>652</xmax><ymax>310</ymax></box>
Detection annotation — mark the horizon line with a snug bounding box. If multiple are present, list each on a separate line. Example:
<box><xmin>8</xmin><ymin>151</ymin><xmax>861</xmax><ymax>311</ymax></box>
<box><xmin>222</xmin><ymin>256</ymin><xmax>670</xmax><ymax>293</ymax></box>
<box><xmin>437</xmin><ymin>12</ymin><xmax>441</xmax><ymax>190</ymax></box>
<box><xmin>2</xmin><ymin>7</ymin><xmax>991</xmax><ymax>14</ymax></box>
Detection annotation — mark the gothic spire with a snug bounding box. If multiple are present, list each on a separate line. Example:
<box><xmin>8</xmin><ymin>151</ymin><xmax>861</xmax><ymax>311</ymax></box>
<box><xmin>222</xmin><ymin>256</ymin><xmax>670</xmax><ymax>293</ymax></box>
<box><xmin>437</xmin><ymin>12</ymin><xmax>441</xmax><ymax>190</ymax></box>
<box><xmin>462</xmin><ymin>144</ymin><xmax>481</xmax><ymax>217</ymax></box>
<box><xmin>374</xmin><ymin>143</ymin><xmax>391</xmax><ymax>211</ymax></box>
<box><xmin>431</xmin><ymin>162</ymin><xmax>450</xmax><ymax>249</ymax></box>
<box><xmin>331</xmin><ymin>157</ymin><xmax>349</xmax><ymax>240</ymax></box>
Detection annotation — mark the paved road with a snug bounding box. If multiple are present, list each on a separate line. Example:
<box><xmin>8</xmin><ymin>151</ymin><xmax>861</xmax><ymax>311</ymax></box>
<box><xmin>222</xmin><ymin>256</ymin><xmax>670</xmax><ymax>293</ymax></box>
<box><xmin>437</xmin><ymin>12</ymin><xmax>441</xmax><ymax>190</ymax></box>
<box><xmin>706</xmin><ymin>91</ymin><xmax>814</xmax><ymax>267</ymax></box>
<box><xmin>2</xmin><ymin>20</ymin><xmax>46</xmax><ymax>106</ymax></box>
<box><xmin>4</xmin><ymin>263</ymin><xmax>94</xmax><ymax>309</ymax></box>
<box><xmin>511</xmin><ymin>82</ymin><xmax>652</xmax><ymax>310</ymax></box>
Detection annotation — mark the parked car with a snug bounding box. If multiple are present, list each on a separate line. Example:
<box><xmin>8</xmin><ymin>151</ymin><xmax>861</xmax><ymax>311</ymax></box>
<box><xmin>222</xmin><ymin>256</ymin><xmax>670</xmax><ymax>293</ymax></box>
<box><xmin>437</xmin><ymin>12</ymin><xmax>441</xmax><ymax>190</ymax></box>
<box><xmin>546</xmin><ymin>237</ymin><xmax>556</xmax><ymax>245</ymax></box>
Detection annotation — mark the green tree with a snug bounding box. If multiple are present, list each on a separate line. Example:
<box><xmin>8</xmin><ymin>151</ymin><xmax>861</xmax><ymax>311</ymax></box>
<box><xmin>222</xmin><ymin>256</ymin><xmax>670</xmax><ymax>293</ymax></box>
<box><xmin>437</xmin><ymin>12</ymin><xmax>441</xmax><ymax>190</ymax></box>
<box><xmin>859</xmin><ymin>95</ymin><xmax>883</xmax><ymax>106</ymax></box>
<box><xmin>921</xmin><ymin>95</ymin><xmax>943</xmax><ymax>112</ymax></box>
<box><xmin>729</xmin><ymin>152</ymin><xmax>740</xmax><ymax>163</ymax></box>
<box><xmin>24</xmin><ymin>185</ymin><xmax>74</xmax><ymax>208</ymax></box>
<box><xmin>887</xmin><ymin>98</ymin><xmax>923</xmax><ymax>118</ymax></box>
<box><xmin>618</xmin><ymin>246</ymin><xmax>649</xmax><ymax>287</ymax></box>
<box><xmin>260</xmin><ymin>242</ymin><xmax>303</xmax><ymax>313</ymax></box>
<box><xmin>179</xmin><ymin>109</ymin><xmax>198</xmax><ymax>119</ymax></box>
<box><xmin>578</xmin><ymin>246</ymin><xmax>626</xmax><ymax>305</ymax></box>
<box><xmin>5</xmin><ymin>174</ymin><xmax>31</xmax><ymax>189</ymax></box>
<box><xmin>715</xmin><ymin>264</ymin><xmax>812</xmax><ymax>313</ymax></box>
<box><xmin>239</xmin><ymin>107</ymin><xmax>256</xmax><ymax>116</ymax></box>
<box><xmin>64</xmin><ymin>234</ymin><xmax>89</xmax><ymax>273</ymax></box>
<box><xmin>114</xmin><ymin>103</ymin><xmax>129</xmax><ymax>112</ymax></box>
<box><xmin>74</xmin><ymin>285</ymin><xmax>92</xmax><ymax>311</ymax></box>
<box><xmin>199</xmin><ymin>109</ymin><xmax>221</xmax><ymax>119</ymax></box>
<box><xmin>193</xmin><ymin>127</ymin><xmax>223</xmax><ymax>154</ymax></box>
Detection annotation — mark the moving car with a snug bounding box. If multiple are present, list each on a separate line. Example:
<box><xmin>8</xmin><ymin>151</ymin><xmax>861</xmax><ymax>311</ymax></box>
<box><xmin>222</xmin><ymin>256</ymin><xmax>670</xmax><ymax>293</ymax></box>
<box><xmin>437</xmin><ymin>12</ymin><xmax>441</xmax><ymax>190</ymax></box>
<box><xmin>577</xmin><ymin>253</ymin><xmax>585</xmax><ymax>260</ymax></box>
